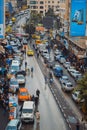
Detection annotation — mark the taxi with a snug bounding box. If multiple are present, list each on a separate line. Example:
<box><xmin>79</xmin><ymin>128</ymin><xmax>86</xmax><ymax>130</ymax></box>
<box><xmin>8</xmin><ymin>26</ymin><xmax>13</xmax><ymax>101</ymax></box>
<box><xmin>27</xmin><ymin>49</ymin><xmax>34</xmax><ymax>56</ymax></box>
<box><xmin>18</xmin><ymin>88</ymin><xmax>31</xmax><ymax>101</ymax></box>
<box><xmin>35</xmin><ymin>39</ymin><xmax>42</xmax><ymax>44</ymax></box>
<box><xmin>32</xmin><ymin>34</ymin><xmax>40</xmax><ymax>39</ymax></box>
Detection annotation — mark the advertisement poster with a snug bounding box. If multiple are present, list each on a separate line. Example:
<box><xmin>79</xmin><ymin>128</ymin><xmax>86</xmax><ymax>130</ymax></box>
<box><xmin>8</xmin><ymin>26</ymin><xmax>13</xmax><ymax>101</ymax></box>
<box><xmin>70</xmin><ymin>0</ymin><xmax>86</xmax><ymax>36</ymax></box>
<box><xmin>0</xmin><ymin>0</ymin><xmax>4</xmax><ymax>38</ymax></box>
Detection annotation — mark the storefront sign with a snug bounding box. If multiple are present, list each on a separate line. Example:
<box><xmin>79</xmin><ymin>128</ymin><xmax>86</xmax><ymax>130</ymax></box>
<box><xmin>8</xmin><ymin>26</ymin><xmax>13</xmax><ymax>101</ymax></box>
<box><xmin>70</xmin><ymin>0</ymin><xmax>86</xmax><ymax>36</ymax></box>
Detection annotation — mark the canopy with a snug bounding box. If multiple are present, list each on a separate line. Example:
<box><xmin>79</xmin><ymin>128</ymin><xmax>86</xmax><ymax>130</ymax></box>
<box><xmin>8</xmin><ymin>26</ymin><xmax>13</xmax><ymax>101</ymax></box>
<box><xmin>36</xmin><ymin>26</ymin><xmax>44</xmax><ymax>31</ymax></box>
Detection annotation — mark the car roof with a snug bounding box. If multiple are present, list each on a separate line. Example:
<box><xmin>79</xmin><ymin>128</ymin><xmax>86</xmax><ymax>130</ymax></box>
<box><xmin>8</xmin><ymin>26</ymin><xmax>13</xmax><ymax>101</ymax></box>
<box><xmin>19</xmin><ymin>88</ymin><xmax>28</xmax><ymax>92</ymax></box>
<box><xmin>7</xmin><ymin>119</ymin><xmax>19</xmax><ymax>126</ymax></box>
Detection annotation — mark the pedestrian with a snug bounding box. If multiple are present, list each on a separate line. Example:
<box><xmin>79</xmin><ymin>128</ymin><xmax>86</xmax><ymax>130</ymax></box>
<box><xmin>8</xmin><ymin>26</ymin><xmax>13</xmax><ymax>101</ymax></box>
<box><xmin>31</xmin><ymin>67</ymin><xmax>34</xmax><ymax>77</ymax></box>
<box><xmin>36</xmin><ymin>110</ymin><xmax>40</xmax><ymax>123</ymax></box>
<box><xmin>36</xmin><ymin>89</ymin><xmax>40</xmax><ymax>98</ymax></box>
<box><xmin>25</xmin><ymin>61</ymin><xmax>27</xmax><ymax>69</ymax></box>
<box><xmin>35</xmin><ymin>95</ymin><xmax>39</xmax><ymax>107</ymax></box>
<box><xmin>31</xmin><ymin>95</ymin><xmax>35</xmax><ymax>102</ymax></box>
<box><xmin>76</xmin><ymin>121</ymin><xmax>80</xmax><ymax>130</ymax></box>
<box><xmin>44</xmin><ymin>75</ymin><xmax>48</xmax><ymax>84</ymax></box>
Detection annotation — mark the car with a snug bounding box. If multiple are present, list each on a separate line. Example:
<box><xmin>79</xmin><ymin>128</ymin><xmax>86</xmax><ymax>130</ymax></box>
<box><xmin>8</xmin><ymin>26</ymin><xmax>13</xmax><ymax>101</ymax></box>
<box><xmin>46</xmin><ymin>60</ymin><xmax>55</xmax><ymax>68</ymax></box>
<box><xmin>61</xmin><ymin>82</ymin><xmax>74</xmax><ymax>92</ymax></box>
<box><xmin>5</xmin><ymin>119</ymin><xmax>22</xmax><ymax>130</ymax></box>
<box><xmin>27</xmin><ymin>49</ymin><xmax>34</xmax><ymax>56</ymax></box>
<box><xmin>55</xmin><ymin>54</ymin><xmax>63</xmax><ymax>61</ymax></box>
<box><xmin>59</xmin><ymin>57</ymin><xmax>66</xmax><ymax>64</ymax></box>
<box><xmin>41</xmin><ymin>49</ymin><xmax>48</xmax><ymax>57</ymax></box>
<box><xmin>67</xmin><ymin>66</ymin><xmax>75</xmax><ymax>72</ymax></box>
<box><xmin>72</xmin><ymin>91</ymin><xmax>84</xmax><ymax>103</ymax></box>
<box><xmin>18</xmin><ymin>88</ymin><xmax>31</xmax><ymax>101</ymax></box>
<box><xmin>54</xmin><ymin>49</ymin><xmax>61</xmax><ymax>56</ymax></box>
<box><xmin>9</xmin><ymin>78</ymin><xmax>19</xmax><ymax>93</ymax></box>
<box><xmin>59</xmin><ymin>75</ymin><xmax>69</xmax><ymax>84</ymax></box>
<box><xmin>63</xmin><ymin>62</ymin><xmax>71</xmax><ymax>69</ymax></box>
<box><xmin>16</xmin><ymin>74</ymin><xmax>25</xmax><ymax>84</ymax></box>
<box><xmin>16</xmin><ymin>70</ymin><xmax>26</xmax><ymax>76</ymax></box>
<box><xmin>70</xmin><ymin>69</ymin><xmax>82</xmax><ymax>80</ymax></box>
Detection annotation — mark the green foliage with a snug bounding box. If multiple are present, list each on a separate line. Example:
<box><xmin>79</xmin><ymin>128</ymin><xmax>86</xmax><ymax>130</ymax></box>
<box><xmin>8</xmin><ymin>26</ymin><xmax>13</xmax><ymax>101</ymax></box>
<box><xmin>76</xmin><ymin>72</ymin><xmax>87</xmax><ymax>113</ymax></box>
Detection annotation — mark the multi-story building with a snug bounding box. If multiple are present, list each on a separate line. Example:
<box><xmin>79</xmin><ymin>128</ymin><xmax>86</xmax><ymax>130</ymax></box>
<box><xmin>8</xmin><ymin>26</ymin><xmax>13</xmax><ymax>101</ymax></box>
<box><xmin>27</xmin><ymin>0</ymin><xmax>60</xmax><ymax>16</ymax></box>
<box><xmin>5</xmin><ymin>0</ymin><xmax>17</xmax><ymax>8</ymax></box>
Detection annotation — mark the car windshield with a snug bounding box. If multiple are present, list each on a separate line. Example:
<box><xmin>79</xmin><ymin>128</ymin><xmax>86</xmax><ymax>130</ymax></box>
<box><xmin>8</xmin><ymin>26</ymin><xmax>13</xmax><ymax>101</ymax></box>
<box><xmin>20</xmin><ymin>92</ymin><xmax>28</xmax><ymax>96</ymax></box>
<box><xmin>67</xmin><ymin>83</ymin><xmax>72</xmax><ymax>87</ymax></box>
<box><xmin>10</xmin><ymin>80</ymin><xmax>18</xmax><ymax>85</ymax></box>
<box><xmin>17</xmin><ymin>75</ymin><xmax>24</xmax><ymax>79</ymax></box>
<box><xmin>23</xmin><ymin>109</ymin><xmax>33</xmax><ymax>113</ymax></box>
<box><xmin>6</xmin><ymin>126</ymin><xmax>16</xmax><ymax>130</ymax></box>
<box><xmin>11</xmin><ymin>66</ymin><xmax>19</xmax><ymax>71</ymax></box>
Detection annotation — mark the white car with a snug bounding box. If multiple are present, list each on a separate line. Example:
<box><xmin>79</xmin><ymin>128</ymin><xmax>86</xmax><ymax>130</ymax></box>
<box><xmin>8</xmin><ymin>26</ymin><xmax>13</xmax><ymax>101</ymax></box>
<box><xmin>16</xmin><ymin>74</ymin><xmax>25</xmax><ymax>84</ymax></box>
<box><xmin>9</xmin><ymin>78</ymin><xmax>19</xmax><ymax>93</ymax></box>
<box><xmin>67</xmin><ymin>66</ymin><xmax>75</xmax><ymax>72</ymax></box>
<box><xmin>63</xmin><ymin>62</ymin><xmax>71</xmax><ymax>69</ymax></box>
<box><xmin>72</xmin><ymin>91</ymin><xmax>84</xmax><ymax>103</ymax></box>
<box><xmin>70</xmin><ymin>70</ymin><xmax>82</xmax><ymax>80</ymax></box>
<box><xmin>61</xmin><ymin>82</ymin><xmax>74</xmax><ymax>92</ymax></box>
<box><xmin>54</xmin><ymin>49</ymin><xmax>61</xmax><ymax>55</ymax></box>
<box><xmin>59</xmin><ymin>75</ymin><xmax>69</xmax><ymax>84</ymax></box>
<box><xmin>59</xmin><ymin>57</ymin><xmax>66</xmax><ymax>64</ymax></box>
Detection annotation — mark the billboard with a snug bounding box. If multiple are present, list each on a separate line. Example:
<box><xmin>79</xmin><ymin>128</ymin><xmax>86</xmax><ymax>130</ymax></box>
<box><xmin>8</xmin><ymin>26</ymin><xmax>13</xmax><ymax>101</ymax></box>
<box><xmin>0</xmin><ymin>0</ymin><xmax>4</xmax><ymax>38</ymax></box>
<box><xmin>70</xmin><ymin>0</ymin><xmax>86</xmax><ymax>36</ymax></box>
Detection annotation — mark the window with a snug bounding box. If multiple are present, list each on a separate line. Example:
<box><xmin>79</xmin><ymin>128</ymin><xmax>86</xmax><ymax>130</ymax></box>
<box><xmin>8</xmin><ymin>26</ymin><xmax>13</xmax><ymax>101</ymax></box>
<box><xmin>48</xmin><ymin>1</ymin><xmax>50</xmax><ymax>3</ymax></box>
<box><xmin>40</xmin><ymin>11</ymin><xmax>43</xmax><ymax>13</ymax></box>
<box><xmin>40</xmin><ymin>6</ymin><xmax>43</xmax><ymax>9</ymax></box>
<box><xmin>52</xmin><ymin>1</ymin><xmax>54</xmax><ymax>3</ymax></box>
<box><xmin>40</xmin><ymin>1</ymin><xmax>44</xmax><ymax>4</ymax></box>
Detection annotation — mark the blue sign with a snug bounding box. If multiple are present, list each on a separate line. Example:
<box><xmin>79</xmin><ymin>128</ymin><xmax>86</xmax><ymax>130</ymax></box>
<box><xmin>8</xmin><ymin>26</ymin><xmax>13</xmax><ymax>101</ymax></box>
<box><xmin>0</xmin><ymin>0</ymin><xmax>4</xmax><ymax>38</ymax></box>
<box><xmin>70</xmin><ymin>0</ymin><xmax>86</xmax><ymax>36</ymax></box>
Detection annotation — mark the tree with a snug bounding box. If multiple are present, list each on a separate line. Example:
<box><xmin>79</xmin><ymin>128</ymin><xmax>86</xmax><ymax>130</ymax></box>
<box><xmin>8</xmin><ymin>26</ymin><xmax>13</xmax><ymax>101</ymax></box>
<box><xmin>76</xmin><ymin>72</ymin><xmax>87</xmax><ymax>114</ymax></box>
<box><xmin>45</xmin><ymin>8</ymin><xmax>55</xmax><ymax>17</ymax></box>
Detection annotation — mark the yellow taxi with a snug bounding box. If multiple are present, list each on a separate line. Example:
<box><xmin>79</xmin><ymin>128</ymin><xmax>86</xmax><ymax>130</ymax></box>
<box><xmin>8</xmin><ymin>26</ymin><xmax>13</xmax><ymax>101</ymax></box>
<box><xmin>18</xmin><ymin>88</ymin><xmax>31</xmax><ymax>101</ymax></box>
<box><xmin>32</xmin><ymin>34</ymin><xmax>40</xmax><ymax>39</ymax></box>
<box><xmin>35</xmin><ymin>39</ymin><xmax>42</xmax><ymax>44</ymax></box>
<box><xmin>27</xmin><ymin>49</ymin><xmax>34</xmax><ymax>56</ymax></box>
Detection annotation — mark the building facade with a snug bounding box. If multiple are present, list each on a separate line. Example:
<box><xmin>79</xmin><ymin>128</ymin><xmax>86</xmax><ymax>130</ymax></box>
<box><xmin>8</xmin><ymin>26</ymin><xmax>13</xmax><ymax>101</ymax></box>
<box><xmin>27</xmin><ymin>0</ymin><xmax>60</xmax><ymax>16</ymax></box>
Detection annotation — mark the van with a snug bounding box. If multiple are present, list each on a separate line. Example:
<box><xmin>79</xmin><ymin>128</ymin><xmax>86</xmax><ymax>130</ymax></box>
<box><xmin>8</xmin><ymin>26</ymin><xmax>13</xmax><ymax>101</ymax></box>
<box><xmin>5</xmin><ymin>119</ymin><xmax>22</xmax><ymax>130</ymax></box>
<box><xmin>21</xmin><ymin>101</ymin><xmax>35</xmax><ymax>123</ymax></box>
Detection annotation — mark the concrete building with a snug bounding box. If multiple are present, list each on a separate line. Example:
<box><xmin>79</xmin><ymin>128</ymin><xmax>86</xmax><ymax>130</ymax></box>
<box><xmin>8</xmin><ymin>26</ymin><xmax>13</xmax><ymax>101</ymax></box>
<box><xmin>27</xmin><ymin>0</ymin><xmax>60</xmax><ymax>16</ymax></box>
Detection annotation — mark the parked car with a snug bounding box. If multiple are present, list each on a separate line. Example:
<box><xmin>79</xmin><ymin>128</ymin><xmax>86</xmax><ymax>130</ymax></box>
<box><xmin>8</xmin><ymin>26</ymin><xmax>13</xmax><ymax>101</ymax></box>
<box><xmin>54</xmin><ymin>49</ymin><xmax>61</xmax><ymax>56</ymax></box>
<box><xmin>70</xmin><ymin>70</ymin><xmax>82</xmax><ymax>80</ymax></box>
<box><xmin>61</xmin><ymin>82</ymin><xmax>74</xmax><ymax>92</ymax></box>
<box><xmin>18</xmin><ymin>88</ymin><xmax>31</xmax><ymax>101</ymax></box>
<box><xmin>5</xmin><ymin>119</ymin><xmax>22</xmax><ymax>130</ymax></box>
<box><xmin>72</xmin><ymin>91</ymin><xmax>84</xmax><ymax>103</ymax></box>
<box><xmin>46</xmin><ymin>60</ymin><xmax>55</xmax><ymax>68</ymax></box>
<box><xmin>9</xmin><ymin>78</ymin><xmax>19</xmax><ymax>93</ymax></box>
<box><xmin>55</xmin><ymin>54</ymin><xmax>64</xmax><ymax>61</ymax></box>
<box><xmin>16</xmin><ymin>74</ymin><xmax>25</xmax><ymax>84</ymax></box>
<box><xmin>63</xmin><ymin>62</ymin><xmax>71</xmax><ymax>69</ymax></box>
<box><xmin>59</xmin><ymin>57</ymin><xmax>66</xmax><ymax>64</ymax></box>
<box><xmin>59</xmin><ymin>75</ymin><xmax>69</xmax><ymax>84</ymax></box>
<box><xmin>53</xmin><ymin>65</ymin><xmax>63</xmax><ymax>77</ymax></box>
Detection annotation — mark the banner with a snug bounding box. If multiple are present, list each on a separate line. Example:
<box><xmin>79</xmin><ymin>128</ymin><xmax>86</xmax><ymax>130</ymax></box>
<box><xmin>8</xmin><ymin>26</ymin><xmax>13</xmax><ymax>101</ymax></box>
<box><xmin>0</xmin><ymin>0</ymin><xmax>4</xmax><ymax>38</ymax></box>
<box><xmin>70</xmin><ymin>0</ymin><xmax>86</xmax><ymax>36</ymax></box>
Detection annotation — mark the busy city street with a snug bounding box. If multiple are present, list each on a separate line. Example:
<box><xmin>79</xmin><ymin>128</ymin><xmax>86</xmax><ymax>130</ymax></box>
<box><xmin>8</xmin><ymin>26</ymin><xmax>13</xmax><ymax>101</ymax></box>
<box><xmin>0</xmin><ymin>0</ymin><xmax>87</xmax><ymax>130</ymax></box>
